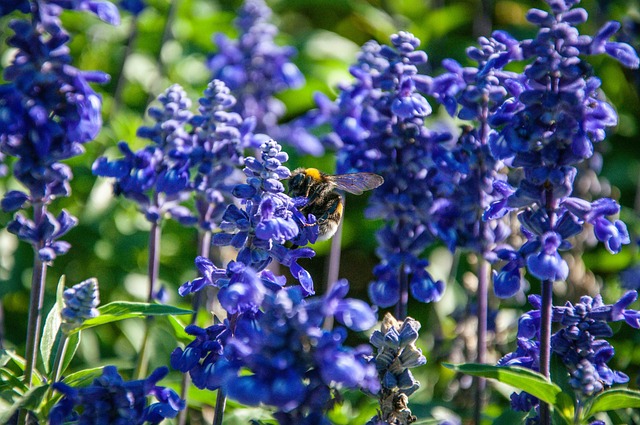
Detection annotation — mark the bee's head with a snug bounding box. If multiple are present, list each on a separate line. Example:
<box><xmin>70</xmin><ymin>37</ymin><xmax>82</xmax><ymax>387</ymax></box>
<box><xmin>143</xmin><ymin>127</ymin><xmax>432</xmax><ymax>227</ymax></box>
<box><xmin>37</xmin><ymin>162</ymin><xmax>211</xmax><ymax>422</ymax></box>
<box><xmin>288</xmin><ymin>168</ymin><xmax>323</xmax><ymax>197</ymax></box>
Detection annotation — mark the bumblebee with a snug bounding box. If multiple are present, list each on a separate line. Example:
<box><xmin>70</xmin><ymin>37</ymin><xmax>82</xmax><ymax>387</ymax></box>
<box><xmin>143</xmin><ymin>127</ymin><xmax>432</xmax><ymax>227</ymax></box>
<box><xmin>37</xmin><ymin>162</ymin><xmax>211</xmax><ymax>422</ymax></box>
<box><xmin>288</xmin><ymin>168</ymin><xmax>384</xmax><ymax>241</ymax></box>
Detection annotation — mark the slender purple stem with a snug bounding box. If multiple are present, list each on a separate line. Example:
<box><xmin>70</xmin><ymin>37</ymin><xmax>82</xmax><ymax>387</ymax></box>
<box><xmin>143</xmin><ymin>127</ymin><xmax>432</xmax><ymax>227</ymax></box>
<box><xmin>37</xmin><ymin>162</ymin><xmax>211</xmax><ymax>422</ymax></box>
<box><xmin>134</xmin><ymin>217</ymin><xmax>161</xmax><ymax>379</ymax></box>
<box><xmin>23</xmin><ymin>203</ymin><xmax>47</xmax><ymax>386</ymax></box>
<box><xmin>178</xmin><ymin>230</ymin><xmax>213</xmax><ymax>425</ymax></box>
<box><xmin>474</xmin><ymin>257</ymin><xmax>490</xmax><ymax>425</ymax></box>
<box><xmin>212</xmin><ymin>389</ymin><xmax>227</xmax><ymax>425</ymax></box>
<box><xmin>322</xmin><ymin>195</ymin><xmax>345</xmax><ymax>330</ymax></box>
<box><xmin>325</xmin><ymin>195</ymin><xmax>344</xmax><ymax>292</ymax></box>
<box><xmin>538</xmin><ymin>279</ymin><xmax>553</xmax><ymax>425</ymax></box>
<box><xmin>20</xmin><ymin>203</ymin><xmax>48</xmax><ymax>425</ymax></box>
<box><xmin>396</xmin><ymin>265</ymin><xmax>409</xmax><ymax>321</ymax></box>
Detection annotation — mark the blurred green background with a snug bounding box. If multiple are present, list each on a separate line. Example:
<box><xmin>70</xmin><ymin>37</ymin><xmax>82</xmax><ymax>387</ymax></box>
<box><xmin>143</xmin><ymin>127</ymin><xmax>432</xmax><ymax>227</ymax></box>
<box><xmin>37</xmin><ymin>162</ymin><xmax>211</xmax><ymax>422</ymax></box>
<box><xmin>1</xmin><ymin>0</ymin><xmax>640</xmax><ymax>423</ymax></box>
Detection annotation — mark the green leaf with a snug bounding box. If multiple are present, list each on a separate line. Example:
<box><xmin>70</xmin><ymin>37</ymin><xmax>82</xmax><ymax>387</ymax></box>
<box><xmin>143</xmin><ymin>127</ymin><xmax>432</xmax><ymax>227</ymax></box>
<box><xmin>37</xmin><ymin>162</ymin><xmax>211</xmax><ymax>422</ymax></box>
<box><xmin>62</xmin><ymin>366</ymin><xmax>105</xmax><ymax>387</ymax></box>
<box><xmin>444</xmin><ymin>363</ymin><xmax>561</xmax><ymax>405</ymax></box>
<box><xmin>57</xmin><ymin>331</ymin><xmax>81</xmax><ymax>380</ymax></box>
<box><xmin>550</xmin><ymin>355</ymin><xmax>575</xmax><ymax>420</ymax></box>
<box><xmin>166</xmin><ymin>315</ymin><xmax>193</xmax><ymax>345</ymax></box>
<box><xmin>0</xmin><ymin>350</ymin><xmax>43</xmax><ymax>385</ymax></box>
<box><xmin>41</xmin><ymin>276</ymin><xmax>66</xmax><ymax>374</ymax></box>
<box><xmin>71</xmin><ymin>302</ymin><xmax>193</xmax><ymax>333</ymax></box>
<box><xmin>587</xmin><ymin>389</ymin><xmax>640</xmax><ymax>416</ymax></box>
<box><xmin>0</xmin><ymin>384</ymin><xmax>48</xmax><ymax>424</ymax></box>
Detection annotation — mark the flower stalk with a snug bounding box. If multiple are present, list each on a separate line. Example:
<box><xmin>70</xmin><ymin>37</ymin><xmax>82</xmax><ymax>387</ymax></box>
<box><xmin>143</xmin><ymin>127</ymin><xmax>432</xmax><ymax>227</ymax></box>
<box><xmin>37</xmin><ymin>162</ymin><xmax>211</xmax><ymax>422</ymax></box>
<box><xmin>135</xmin><ymin>216</ymin><xmax>162</xmax><ymax>379</ymax></box>
<box><xmin>538</xmin><ymin>279</ymin><xmax>554</xmax><ymax>425</ymax></box>
<box><xmin>22</xmin><ymin>202</ymin><xmax>49</xmax><ymax>390</ymax></box>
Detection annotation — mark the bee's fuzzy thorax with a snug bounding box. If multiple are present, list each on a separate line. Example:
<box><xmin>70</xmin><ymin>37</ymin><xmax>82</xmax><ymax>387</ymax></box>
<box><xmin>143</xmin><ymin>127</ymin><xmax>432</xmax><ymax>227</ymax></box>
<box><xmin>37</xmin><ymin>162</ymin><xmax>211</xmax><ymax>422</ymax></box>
<box><xmin>304</xmin><ymin>168</ymin><xmax>323</xmax><ymax>181</ymax></box>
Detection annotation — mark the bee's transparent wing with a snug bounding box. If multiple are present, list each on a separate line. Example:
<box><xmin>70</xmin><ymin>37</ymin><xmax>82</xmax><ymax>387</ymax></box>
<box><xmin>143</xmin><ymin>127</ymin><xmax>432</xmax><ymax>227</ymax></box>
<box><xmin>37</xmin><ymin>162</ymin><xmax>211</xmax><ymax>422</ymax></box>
<box><xmin>330</xmin><ymin>173</ymin><xmax>384</xmax><ymax>195</ymax></box>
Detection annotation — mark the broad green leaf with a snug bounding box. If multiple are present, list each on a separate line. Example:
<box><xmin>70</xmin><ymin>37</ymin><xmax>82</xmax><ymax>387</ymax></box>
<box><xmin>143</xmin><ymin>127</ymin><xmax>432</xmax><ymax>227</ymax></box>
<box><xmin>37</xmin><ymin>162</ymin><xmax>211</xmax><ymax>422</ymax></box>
<box><xmin>0</xmin><ymin>384</ymin><xmax>48</xmax><ymax>424</ymax></box>
<box><xmin>587</xmin><ymin>389</ymin><xmax>640</xmax><ymax>416</ymax></box>
<box><xmin>41</xmin><ymin>276</ymin><xmax>66</xmax><ymax>374</ymax></box>
<box><xmin>167</xmin><ymin>314</ymin><xmax>194</xmax><ymax>345</ymax></box>
<box><xmin>444</xmin><ymin>363</ymin><xmax>561</xmax><ymax>405</ymax></box>
<box><xmin>71</xmin><ymin>302</ymin><xmax>193</xmax><ymax>333</ymax></box>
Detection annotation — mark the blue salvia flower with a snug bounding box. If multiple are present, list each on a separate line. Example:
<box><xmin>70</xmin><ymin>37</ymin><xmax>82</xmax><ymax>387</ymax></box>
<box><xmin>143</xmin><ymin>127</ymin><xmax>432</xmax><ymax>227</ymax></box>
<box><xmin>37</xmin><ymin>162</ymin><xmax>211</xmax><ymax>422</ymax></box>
<box><xmin>60</xmin><ymin>277</ymin><xmax>100</xmax><ymax>333</ymax></box>
<box><xmin>190</xmin><ymin>79</ymin><xmax>254</xmax><ymax>232</ymax></box>
<box><xmin>179</xmin><ymin>139</ymin><xmax>318</xmax><ymax>304</ymax></box>
<box><xmin>93</xmin><ymin>84</ymin><xmax>197</xmax><ymax>225</ymax></box>
<box><xmin>329</xmin><ymin>31</ymin><xmax>448</xmax><ymax>307</ymax></box>
<box><xmin>49</xmin><ymin>365</ymin><xmax>184</xmax><ymax>424</ymax></box>
<box><xmin>0</xmin><ymin>152</ymin><xmax>7</xmax><ymax>177</ymax></box>
<box><xmin>1</xmin><ymin>0</ymin><xmax>120</xmax><ymax>22</ymax></box>
<box><xmin>207</xmin><ymin>0</ymin><xmax>305</xmax><ymax>150</ymax></box>
<box><xmin>426</xmin><ymin>31</ymin><xmax>521</xmax><ymax>254</ymax></box>
<box><xmin>498</xmin><ymin>291</ymin><xmax>640</xmax><ymax>414</ymax></box>
<box><xmin>0</xmin><ymin>1</ymin><xmax>117</xmax><ymax>256</ymax></box>
<box><xmin>366</xmin><ymin>313</ymin><xmax>426</xmax><ymax>425</ymax></box>
<box><xmin>172</xmin><ymin>280</ymin><xmax>378</xmax><ymax>424</ymax></box>
<box><xmin>484</xmin><ymin>0</ymin><xmax>639</xmax><ymax>297</ymax></box>
<box><xmin>119</xmin><ymin>0</ymin><xmax>145</xmax><ymax>15</ymax></box>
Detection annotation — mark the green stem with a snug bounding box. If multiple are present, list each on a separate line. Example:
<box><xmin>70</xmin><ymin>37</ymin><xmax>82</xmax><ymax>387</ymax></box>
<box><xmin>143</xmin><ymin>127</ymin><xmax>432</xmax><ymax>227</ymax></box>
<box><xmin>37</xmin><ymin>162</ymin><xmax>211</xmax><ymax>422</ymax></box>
<box><xmin>50</xmin><ymin>332</ymin><xmax>69</xmax><ymax>384</ymax></box>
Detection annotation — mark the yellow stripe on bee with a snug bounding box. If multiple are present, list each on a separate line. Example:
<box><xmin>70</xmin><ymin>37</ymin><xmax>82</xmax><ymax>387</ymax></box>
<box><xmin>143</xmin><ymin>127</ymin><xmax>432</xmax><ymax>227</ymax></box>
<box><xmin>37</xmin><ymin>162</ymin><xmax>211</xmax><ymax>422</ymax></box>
<box><xmin>336</xmin><ymin>201</ymin><xmax>343</xmax><ymax>216</ymax></box>
<box><xmin>305</xmin><ymin>168</ymin><xmax>322</xmax><ymax>181</ymax></box>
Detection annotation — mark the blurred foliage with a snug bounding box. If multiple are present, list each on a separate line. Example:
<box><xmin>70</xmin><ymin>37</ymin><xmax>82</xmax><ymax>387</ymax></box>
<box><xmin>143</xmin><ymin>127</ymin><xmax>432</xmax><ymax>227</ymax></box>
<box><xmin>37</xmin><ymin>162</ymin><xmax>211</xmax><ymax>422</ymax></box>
<box><xmin>1</xmin><ymin>0</ymin><xmax>640</xmax><ymax>423</ymax></box>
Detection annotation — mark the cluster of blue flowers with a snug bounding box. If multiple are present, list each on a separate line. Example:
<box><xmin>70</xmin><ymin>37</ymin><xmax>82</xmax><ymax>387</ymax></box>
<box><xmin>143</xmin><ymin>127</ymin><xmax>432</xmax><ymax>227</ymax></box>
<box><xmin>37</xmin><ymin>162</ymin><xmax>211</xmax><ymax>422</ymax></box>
<box><xmin>171</xmin><ymin>139</ymin><xmax>386</xmax><ymax>422</ymax></box>
<box><xmin>50</xmin><ymin>365</ymin><xmax>184</xmax><ymax>424</ymax></box>
<box><xmin>426</xmin><ymin>31</ymin><xmax>521</xmax><ymax>255</ymax></box>
<box><xmin>93</xmin><ymin>84</ymin><xmax>196</xmax><ymax>225</ymax></box>
<box><xmin>207</xmin><ymin>0</ymin><xmax>305</xmax><ymax>150</ymax></box>
<box><xmin>483</xmin><ymin>0</ymin><xmax>638</xmax><ymax>297</ymax></box>
<box><xmin>173</xmin><ymin>280</ymin><xmax>378</xmax><ymax>423</ymax></box>
<box><xmin>0</xmin><ymin>0</ymin><xmax>118</xmax><ymax>258</ymax></box>
<box><xmin>180</xmin><ymin>140</ymin><xmax>317</xmax><ymax>298</ymax></box>
<box><xmin>499</xmin><ymin>291</ymin><xmax>640</xmax><ymax>416</ymax></box>
<box><xmin>312</xmin><ymin>31</ymin><xmax>449</xmax><ymax>309</ymax></box>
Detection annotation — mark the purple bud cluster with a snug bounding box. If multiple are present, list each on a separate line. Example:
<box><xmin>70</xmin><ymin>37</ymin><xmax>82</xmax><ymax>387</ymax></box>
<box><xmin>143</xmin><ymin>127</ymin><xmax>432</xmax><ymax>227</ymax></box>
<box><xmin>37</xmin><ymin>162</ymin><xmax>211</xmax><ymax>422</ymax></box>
<box><xmin>60</xmin><ymin>277</ymin><xmax>100</xmax><ymax>333</ymax></box>
<box><xmin>207</xmin><ymin>0</ymin><xmax>304</xmax><ymax>148</ymax></box>
<box><xmin>50</xmin><ymin>365</ymin><xmax>184</xmax><ymax>424</ymax></box>
<box><xmin>190</xmin><ymin>79</ymin><xmax>254</xmax><ymax>231</ymax></box>
<box><xmin>367</xmin><ymin>314</ymin><xmax>426</xmax><ymax>425</ymax></box>
<box><xmin>172</xmin><ymin>280</ymin><xmax>378</xmax><ymax>424</ymax></box>
<box><xmin>483</xmin><ymin>0</ymin><xmax>638</xmax><ymax>297</ymax></box>
<box><xmin>0</xmin><ymin>0</ymin><xmax>118</xmax><ymax>254</ymax></box>
<box><xmin>498</xmin><ymin>291</ymin><xmax>640</xmax><ymax>412</ymax></box>
<box><xmin>93</xmin><ymin>84</ymin><xmax>197</xmax><ymax>224</ymax></box>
